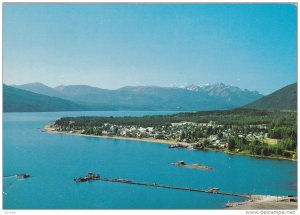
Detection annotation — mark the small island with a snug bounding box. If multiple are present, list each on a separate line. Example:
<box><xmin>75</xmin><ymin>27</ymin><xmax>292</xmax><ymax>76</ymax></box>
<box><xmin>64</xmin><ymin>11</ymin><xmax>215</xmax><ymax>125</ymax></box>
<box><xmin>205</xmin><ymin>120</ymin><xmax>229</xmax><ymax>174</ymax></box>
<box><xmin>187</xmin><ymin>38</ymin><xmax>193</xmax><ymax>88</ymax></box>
<box><xmin>174</xmin><ymin>161</ymin><xmax>213</xmax><ymax>170</ymax></box>
<box><xmin>45</xmin><ymin>109</ymin><xmax>297</xmax><ymax>161</ymax></box>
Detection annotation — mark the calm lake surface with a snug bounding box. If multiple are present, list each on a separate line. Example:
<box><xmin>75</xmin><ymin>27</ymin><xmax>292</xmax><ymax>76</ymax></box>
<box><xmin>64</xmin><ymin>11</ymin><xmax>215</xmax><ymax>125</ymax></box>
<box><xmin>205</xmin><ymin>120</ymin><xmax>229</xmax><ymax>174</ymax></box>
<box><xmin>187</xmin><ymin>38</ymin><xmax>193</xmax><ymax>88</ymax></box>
<box><xmin>3</xmin><ymin>111</ymin><xmax>297</xmax><ymax>209</ymax></box>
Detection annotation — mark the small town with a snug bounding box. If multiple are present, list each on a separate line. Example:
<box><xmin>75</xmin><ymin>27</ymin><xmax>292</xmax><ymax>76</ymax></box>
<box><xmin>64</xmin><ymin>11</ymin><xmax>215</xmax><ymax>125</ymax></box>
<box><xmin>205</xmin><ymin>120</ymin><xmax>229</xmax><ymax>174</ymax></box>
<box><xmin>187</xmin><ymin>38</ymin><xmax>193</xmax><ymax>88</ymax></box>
<box><xmin>53</xmin><ymin>120</ymin><xmax>272</xmax><ymax>153</ymax></box>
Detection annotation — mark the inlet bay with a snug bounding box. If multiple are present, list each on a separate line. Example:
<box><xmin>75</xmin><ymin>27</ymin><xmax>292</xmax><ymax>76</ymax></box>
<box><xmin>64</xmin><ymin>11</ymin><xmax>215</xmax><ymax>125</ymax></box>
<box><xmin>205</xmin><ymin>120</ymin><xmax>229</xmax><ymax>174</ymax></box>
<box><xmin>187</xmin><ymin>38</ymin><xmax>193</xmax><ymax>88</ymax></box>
<box><xmin>3</xmin><ymin>111</ymin><xmax>297</xmax><ymax>209</ymax></box>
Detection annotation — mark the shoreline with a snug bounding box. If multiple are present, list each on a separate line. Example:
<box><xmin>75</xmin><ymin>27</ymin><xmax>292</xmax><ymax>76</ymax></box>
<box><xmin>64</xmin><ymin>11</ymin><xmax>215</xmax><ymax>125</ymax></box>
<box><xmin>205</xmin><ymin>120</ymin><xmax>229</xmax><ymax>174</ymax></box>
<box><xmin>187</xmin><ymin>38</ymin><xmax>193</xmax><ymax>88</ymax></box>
<box><xmin>43</xmin><ymin>125</ymin><xmax>296</xmax><ymax>161</ymax></box>
<box><xmin>43</xmin><ymin>125</ymin><xmax>187</xmax><ymax>146</ymax></box>
<box><xmin>43</xmin><ymin>125</ymin><xmax>297</xmax><ymax>209</ymax></box>
<box><xmin>226</xmin><ymin>195</ymin><xmax>297</xmax><ymax>210</ymax></box>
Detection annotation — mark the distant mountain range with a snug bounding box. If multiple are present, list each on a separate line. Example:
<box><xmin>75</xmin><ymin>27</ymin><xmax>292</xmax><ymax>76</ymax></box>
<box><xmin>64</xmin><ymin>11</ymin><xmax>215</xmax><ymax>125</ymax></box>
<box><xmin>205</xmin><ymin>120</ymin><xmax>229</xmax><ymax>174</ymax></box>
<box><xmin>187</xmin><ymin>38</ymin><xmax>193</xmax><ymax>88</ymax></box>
<box><xmin>4</xmin><ymin>82</ymin><xmax>296</xmax><ymax>112</ymax></box>
<box><xmin>5</xmin><ymin>82</ymin><xmax>264</xmax><ymax>112</ymax></box>
<box><xmin>244</xmin><ymin>83</ymin><xmax>297</xmax><ymax>110</ymax></box>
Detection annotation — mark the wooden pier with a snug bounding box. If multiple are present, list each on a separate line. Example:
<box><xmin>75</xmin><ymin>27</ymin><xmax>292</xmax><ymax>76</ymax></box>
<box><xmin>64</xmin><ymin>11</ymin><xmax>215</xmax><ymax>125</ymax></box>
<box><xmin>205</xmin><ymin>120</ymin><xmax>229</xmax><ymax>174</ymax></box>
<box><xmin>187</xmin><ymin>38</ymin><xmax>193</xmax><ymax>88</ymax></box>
<box><xmin>97</xmin><ymin>177</ymin><xmax>249</xmax><ymax>199</ymax></box>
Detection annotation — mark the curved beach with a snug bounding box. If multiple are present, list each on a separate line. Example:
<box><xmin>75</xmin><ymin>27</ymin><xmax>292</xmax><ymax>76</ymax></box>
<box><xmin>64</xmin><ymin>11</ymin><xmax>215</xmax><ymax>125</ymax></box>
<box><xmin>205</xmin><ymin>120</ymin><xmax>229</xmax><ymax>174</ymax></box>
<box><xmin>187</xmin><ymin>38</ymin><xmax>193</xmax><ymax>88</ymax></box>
<box><xmin>43</xmin><ymin>125</ymin><xmax>189</xmax><ymax>146</ymax></box>
<box><xmin>43</xmin><ymin>125</ymin><xmax>296</xmax><ymax>162</ymax></box>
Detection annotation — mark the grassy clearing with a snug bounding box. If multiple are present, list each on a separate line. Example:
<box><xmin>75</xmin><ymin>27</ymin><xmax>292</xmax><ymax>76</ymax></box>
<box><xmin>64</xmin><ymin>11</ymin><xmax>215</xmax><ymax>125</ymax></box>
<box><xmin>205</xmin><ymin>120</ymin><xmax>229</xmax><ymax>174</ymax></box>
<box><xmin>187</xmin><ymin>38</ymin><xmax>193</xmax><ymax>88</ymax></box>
<box><xmin>264</xmin><ymin>138</ymin><xmax>279</xmax><ymax>145</ymax></box>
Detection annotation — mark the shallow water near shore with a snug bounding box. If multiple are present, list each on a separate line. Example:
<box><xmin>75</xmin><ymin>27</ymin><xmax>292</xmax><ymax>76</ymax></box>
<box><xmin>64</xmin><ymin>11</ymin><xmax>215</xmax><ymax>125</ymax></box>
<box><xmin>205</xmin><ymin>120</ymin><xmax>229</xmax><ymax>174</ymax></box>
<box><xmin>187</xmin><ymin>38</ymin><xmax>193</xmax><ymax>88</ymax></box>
<box><xmin>3</xmin><ymin>111</ymin><xmax>297</xmax><ymax>209</ymax></box>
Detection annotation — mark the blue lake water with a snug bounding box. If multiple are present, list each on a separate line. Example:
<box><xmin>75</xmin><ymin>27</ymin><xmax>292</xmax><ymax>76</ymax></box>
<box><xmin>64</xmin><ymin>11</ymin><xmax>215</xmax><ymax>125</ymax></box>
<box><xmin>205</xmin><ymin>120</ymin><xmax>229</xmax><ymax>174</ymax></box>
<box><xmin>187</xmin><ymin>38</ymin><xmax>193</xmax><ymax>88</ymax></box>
<box><xmin>3</xmin><ymin>111</ymin><xmax>297</xmax><ymax>209</ymax></box>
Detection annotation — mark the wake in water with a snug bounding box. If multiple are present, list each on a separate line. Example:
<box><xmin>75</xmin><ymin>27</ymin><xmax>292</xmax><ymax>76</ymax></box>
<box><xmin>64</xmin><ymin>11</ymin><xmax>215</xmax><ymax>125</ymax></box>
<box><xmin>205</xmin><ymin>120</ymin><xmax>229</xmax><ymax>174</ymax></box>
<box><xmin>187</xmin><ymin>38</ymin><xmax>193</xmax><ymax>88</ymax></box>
<box><xmin>3</xmin><ymin>175</ymin><xmax>17</xmax><ymax>191</ymax></box>
<box><xmin>3</xmin><ymin>174</ymin><xmax>32</xmax><ymax>192</ymax></box>
<box><xmin>3</xmin><ymin>175</ymin><xmax>16</xmax><ymax>178</ymax></box>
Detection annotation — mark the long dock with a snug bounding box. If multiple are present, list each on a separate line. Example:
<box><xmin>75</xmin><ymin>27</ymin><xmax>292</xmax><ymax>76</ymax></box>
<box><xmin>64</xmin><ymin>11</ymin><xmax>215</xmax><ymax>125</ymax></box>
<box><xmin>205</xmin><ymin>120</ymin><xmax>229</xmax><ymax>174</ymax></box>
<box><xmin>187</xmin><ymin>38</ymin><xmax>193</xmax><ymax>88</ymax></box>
<box><xmin>98</xmin><ymin>177</ymin><xmax>249</xmax><ymax>199</ymax></box>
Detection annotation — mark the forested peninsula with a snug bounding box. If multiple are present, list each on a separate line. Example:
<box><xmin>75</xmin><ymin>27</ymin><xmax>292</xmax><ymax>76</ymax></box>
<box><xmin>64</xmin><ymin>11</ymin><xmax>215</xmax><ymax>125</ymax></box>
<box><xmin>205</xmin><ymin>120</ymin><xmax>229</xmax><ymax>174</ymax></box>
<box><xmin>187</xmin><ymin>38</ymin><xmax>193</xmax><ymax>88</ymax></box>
<box><xmin>48</xmin><ymin>109</ymin><xmax>297</xmax><ymax>160</ymax></box>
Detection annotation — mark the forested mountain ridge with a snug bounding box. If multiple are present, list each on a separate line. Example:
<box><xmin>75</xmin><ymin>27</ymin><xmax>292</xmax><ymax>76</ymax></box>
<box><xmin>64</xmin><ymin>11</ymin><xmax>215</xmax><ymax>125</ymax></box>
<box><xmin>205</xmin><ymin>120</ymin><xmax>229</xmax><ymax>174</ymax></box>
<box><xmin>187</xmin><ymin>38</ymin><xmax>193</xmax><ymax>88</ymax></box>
<box><xmin>244</xmin><ymin>83</ymin><xmax>297</xmax><ymax>110</ymax></box>
<box><xmin>7</xmin><ymin>82</ymin><xmax>296</xmax><ymax>112</ymax></box>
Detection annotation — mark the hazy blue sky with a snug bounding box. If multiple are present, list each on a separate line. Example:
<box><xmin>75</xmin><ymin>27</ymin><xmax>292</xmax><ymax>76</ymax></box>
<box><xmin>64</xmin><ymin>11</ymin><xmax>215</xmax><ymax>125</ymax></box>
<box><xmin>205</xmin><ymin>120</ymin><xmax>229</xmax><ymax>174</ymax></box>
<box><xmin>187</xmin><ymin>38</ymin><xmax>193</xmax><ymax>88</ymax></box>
<box><xmin>3</xmin><ymin>3</ymin><xmax>297</xmax><ymax>94</ymax></box>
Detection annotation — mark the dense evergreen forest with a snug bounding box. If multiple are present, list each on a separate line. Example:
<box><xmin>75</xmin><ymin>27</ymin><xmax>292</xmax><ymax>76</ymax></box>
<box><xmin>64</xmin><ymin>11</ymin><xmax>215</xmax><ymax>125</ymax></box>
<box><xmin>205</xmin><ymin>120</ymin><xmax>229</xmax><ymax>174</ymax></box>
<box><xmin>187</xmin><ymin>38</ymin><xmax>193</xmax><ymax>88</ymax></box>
<box><xmin>53</xmin><ymin>108</ymin><xmax>297</xmax><ymax>159</ymax></box>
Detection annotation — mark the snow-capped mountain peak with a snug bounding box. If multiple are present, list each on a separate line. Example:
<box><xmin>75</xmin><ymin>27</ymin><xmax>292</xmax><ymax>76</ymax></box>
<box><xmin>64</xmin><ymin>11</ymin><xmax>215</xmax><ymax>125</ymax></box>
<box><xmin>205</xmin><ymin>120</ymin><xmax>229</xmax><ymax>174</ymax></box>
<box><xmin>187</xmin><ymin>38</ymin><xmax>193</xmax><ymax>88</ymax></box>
<box><xmin>183</xmin><ymin>83</ymin><xmax>262</xmax><ymax>100</ymax></box>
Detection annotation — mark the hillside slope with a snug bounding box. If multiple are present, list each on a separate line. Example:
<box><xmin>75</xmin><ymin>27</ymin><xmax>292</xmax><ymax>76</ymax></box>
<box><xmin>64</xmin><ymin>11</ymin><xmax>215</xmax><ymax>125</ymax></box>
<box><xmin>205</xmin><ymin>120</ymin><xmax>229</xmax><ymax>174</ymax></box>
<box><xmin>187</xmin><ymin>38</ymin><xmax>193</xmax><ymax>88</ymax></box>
<box><xmin>3</xmin><ymin>85</ymin><xmax>86</xmax><ymax>112</ymax></box>
<box><xmin>244</xmin><ymin>83</ymin><xmax>297</xmax><ymax>110</ymax></box>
